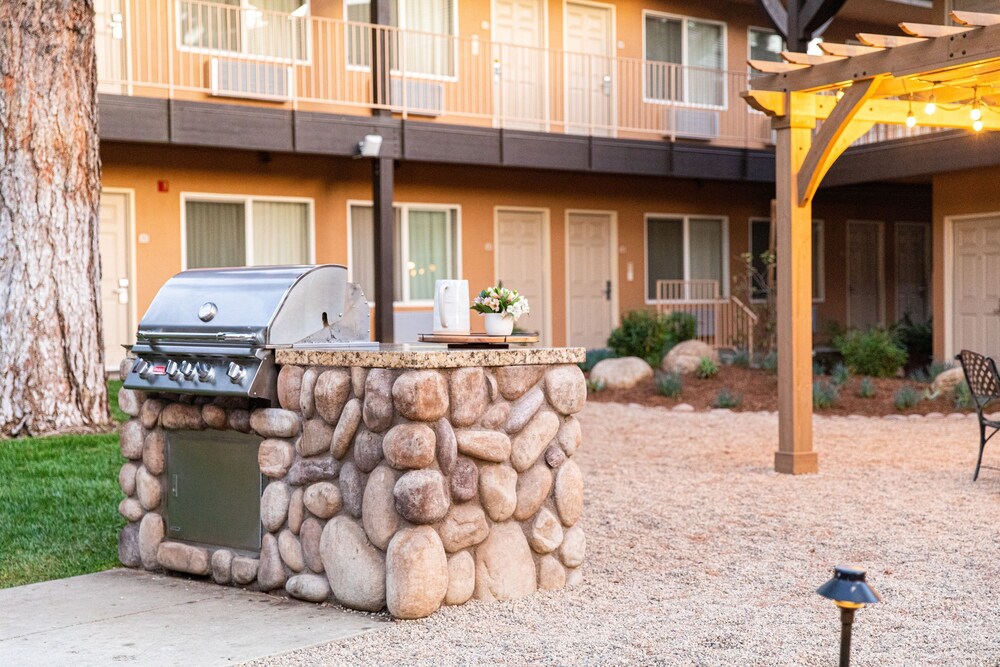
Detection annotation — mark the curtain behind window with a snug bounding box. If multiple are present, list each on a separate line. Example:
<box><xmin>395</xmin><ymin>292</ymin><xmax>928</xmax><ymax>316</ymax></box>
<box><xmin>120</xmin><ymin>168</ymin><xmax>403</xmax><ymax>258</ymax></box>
<box><xmin>407</xmin><ymin>209</ymin><xmax>450</xmax><ymax>300</ymax></box>
<box><xmin>689</xmin><ymin>218</ymin><xmax>723</xmax><ymax>286</ymax></box>
<box><xmin>400</xmin><ymin>0</ymin><xmax>453</xmax><ymax>76</ymax></box>
<box><xmin>687</xmin><ymin>20</ymin><xmax>724</xmax><ymax>106</ymax></box>
<box><xmin>186</xmin><ymin>201</ymin><xmax>246</xmax><ymax>268</ymax></box>
<box><xmin>646</xmin><ymin>217</ymin><xmax>684</xmax><ymax>300</ymax></box>
<box><xmin>252</xmin><ymin>201</ymin><xmax>309</xmax><ymax>264</ymax></box>
<box><xmin>350</xmin><ymin>204</ymin><xmax>375</xmax><ymax>301</ymax></box>
<box><xmin>644</xmin><ymin>16</ymin><xmax>682</xmax><ymax>101</ymax></box>
<box><xmin>749</xmin><ymin>28</ymin><xmax>783</xmax><ymax>62</ymax></box>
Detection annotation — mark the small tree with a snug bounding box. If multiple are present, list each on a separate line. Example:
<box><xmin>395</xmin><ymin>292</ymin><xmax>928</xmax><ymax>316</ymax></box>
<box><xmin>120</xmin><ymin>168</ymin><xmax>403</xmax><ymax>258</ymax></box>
<box><xmin>0</xmin><ymin>1</ymin><xmax>109</xmax><ymax>436</ymax></box>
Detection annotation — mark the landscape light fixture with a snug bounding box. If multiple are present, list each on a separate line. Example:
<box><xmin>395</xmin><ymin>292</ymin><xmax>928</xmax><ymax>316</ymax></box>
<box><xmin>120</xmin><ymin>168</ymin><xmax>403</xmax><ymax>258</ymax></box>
<box><xmin>357</xmin><ymin>134</ymin><xmax>383</xmax><ymax>158</ymax></box>
<box><xmin>816</xmin><ymin>565</ymin><xmax>881</xmax><ymax>667</ymax></box>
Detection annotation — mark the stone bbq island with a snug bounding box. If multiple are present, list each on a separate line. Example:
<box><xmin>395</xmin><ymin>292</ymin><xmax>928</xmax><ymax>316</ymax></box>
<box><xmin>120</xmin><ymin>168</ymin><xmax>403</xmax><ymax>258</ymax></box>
<box><xmin>117</xmin><ymin>344</ymin><xmax>587</xmax><ymax>619</ymax></box>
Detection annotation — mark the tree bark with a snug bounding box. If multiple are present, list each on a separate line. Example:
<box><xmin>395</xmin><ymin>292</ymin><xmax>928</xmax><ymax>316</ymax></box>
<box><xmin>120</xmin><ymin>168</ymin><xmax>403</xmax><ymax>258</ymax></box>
<box><xmin>0</xmin><ymin>0</ymin><xmax>108</xmax><ymax>436</ymax></box>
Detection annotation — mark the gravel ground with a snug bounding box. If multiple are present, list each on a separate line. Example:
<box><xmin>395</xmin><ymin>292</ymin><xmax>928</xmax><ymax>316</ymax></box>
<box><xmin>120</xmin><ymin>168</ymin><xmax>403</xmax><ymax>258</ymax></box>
<box><xmin>247</xmin><ymin>403</ymin><xmax>1000</xmax><ymax>667</ymax></box>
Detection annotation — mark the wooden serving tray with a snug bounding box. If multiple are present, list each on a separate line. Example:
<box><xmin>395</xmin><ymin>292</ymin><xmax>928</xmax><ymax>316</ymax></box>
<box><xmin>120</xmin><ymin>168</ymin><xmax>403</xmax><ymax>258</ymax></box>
<box><xmin>418</xmin><ymin>333</ymin><xmax>539</xmax><ymax>348</ymax></box>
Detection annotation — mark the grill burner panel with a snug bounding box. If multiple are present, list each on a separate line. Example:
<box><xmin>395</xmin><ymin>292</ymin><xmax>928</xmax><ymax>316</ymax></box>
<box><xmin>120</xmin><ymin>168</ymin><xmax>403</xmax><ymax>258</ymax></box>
<box><xmin>124</xmin><ymin>265</ymin><xmax>370</xmax><ymax>401</ymax></box>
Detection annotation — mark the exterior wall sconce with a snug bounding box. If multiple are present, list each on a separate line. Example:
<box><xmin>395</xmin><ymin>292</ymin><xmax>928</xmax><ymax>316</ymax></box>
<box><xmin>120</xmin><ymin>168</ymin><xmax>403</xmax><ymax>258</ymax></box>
<box><xmin>357</xmin><ymin>134</ymin><xmax>383</xmax><ymax>158</ymax></box>
<box><xmin>816</xmin><ymin>565</ymin><xmax>881</xmax><ymax>667</ymax></box>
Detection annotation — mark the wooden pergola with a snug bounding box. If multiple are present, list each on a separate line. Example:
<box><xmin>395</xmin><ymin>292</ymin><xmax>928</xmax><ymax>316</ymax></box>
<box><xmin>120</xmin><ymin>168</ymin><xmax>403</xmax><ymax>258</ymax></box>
<box><xmin>744</xmin><ymin>10</ymin><xmax>1000</xmax><ymax>474</ymax></box>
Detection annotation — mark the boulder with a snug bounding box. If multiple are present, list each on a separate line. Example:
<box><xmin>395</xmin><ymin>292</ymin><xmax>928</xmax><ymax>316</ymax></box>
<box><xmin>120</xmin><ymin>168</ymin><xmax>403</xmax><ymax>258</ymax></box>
<box><xmin>590</xmin><ymin>356</ymin><xmax>654</xmax><ymax>390</ymax></box>
<box><xmin>135</xmin><ymin>465</ymin><xmax>161</xmax><ymax>511</ymax></box>
<box><xmin>277</xmin><ymin>365</ymin><xmax>305</xmax><ymax>411</ymax></box>
<box><xmin>480</xmin><ymin>401</ymin><xmax>511</xmax><ymax>429</ymax></box>
<box><xmin>160</xmin><ymin>403</ymin><xmax>204</xmax><ymax>430</ymax></box>
<box><xmin>363</xmin><ymin>369</ymin><xmax>396</xmax><ymax>433</ymax></box>
<box><xmin>228</xmin><ymin>409</ymin><xmax>252</xmax><ymax>433</ymax></box>
<box><xmin>202</xmin><ymin>404</ymin><xmax>228</xmax><ymax>430</ymax></box>
<box><xmin>286</xmin><ymin>455</ymin><xmax>338</xmax><ymax>486</ymax></box>
<box><xmin>298</xmin><ymin>419</ymin><xmax>334</xmax><ymax>457</ymax></box>
<box><xmin>351</xmin><ymin>367</ymin><xmax>368</xmax><ymax>399</ymax></box>
<box><xmin>303</xmin><ymin>482</ymin><xmax>342</xmax><ymax>519</ymax></box>
<box><xmin>362</xmin><ymin>465</ymin><xmax>401</xmax><ymax>550</ymax></box>
<box><xmin>257</xmin><ymin>533</ymin><xmax>287</xmax><ymax>590</ymax></box>
<box><xmin>449</xmin><ymin>368</ymin><xmax>489</xmax><ymax>427</ymax></box>
<box><xmin>543</xmin><ymin>365</ymin><xmax>587</xmax><ymax>415</ymax></box>
<box><xmin>544</xmin><ymin>444</ymin><xmax>566</xmax><ymax>469</ymax></box>
<box><xmin>142</xmin><ymin>430</ymin><xmax>166</xmax><ymax>476</ymax></box>
<box><xmin>315</xmin><ymin>369</ymin><xmax>352</xmax><ymax>424</ymax></box>
<box><xmin>932</xmin><ymin>366</ymin><xmax>965</xmax><ymax>395</ymax></box>
<box><xmin>559</xmin><ymin>525</ymin><xmax>586</xmax><ymax>568</ymax></box>
<box><xmin>473</xmin><ymin>522</ymin><xmax>537</xmax><ymax>601</ymax></box>
<box><xmin>278</xmin><ymin>529</ymin><xmax>305</xmax><ymax>572</ymax></box>
<box><xmin>554</xmin><ymin>459</ymin><xmax>584</xmax><ymax>527</ymax></box>
<box><xmin>212</xmin><ymin>549</ymin><xmax>233</xmax><ymax>584</ymax></box>
<box><xmin>287</xmin><ymin>487</ymin><xmax>305</xmax><ymax>535</ymax></box>
<box><xmin>479</xmin><ymin>464</ymin><xmax>517</xmax><ymax>522</ymax></box>
<box><xmin>119</xmin><ymin>461</ymin><xmax>138</xmax><ymax>496</ymax></box>
<box><xmin>394</xmin><ymin>469</ymin><xmax>450</xmax><ymax>524</ymax></box>
<box><xmin>353</xmin><ymin>428</ymin><xmax>384</xmax><ymax>473</ymax></box>
<box><xmin>251</xmin><ymin>408</ymin><xmax>300</xmax><ymax>439</ymax></box>
<box><xmin>495</xmin><ymin>365</ymin><xmax>545</xmax><ymax>400</ymax></box>
<box><xmin>455</xmin><ymin>429</ymin><xmax>511</xmax><ymax>463</ymax></box>
<box><xmin>511</xmin><ymin>410</ymin><xmax>560</xmax><ymax>472</ymax></box>
<box><xmin>260</xmin><ymin>481</ymin><xmax>290</xmax><ymax>532</ymax></box>
<box><xmin>386</xmin><ymin>526</ymin><xmax>449</xmax><ymax>619</ymax></box>
<box><xmin>339</xmin><ymin>461</ymin><xmax>366</xmax><ymax>519</ymax></box>
<box><xmin>383</xmin><ymin>423</ymin><xmax>437</xmax><ymax>470</ymax></box>
<box><xmin>300</xmin><ymin>517</ymin><xmax>325</xmax><ymax>573</ymax></box>
<box><xmin>662</xmin><ymin>339</ymin><xmax>719</xmax><ymax>375</ymax></box>
<box><xmin>320</xmin><ymin>516</ymin><xmax>386</xmax><ymax>612</ymax></box>
<box><xmin>300</xmin><ymin>368</ymin><xmax>320</xmax><ymax>419</ymax></box>
<box><xmin>286</xmin><ymin>574</ymin><xmax>331</xmax><ymax>603</ymax></box>
<box><xmin>503</xmin><ymin>387</ymin><xmax>545</xmax><ymax>434</ymax></box>
<box><xmin>513</xmin><ymin>463</ymin><xmax>553</xmax><ymax>521</ymax></box>
<box><xmin>119</xmin><ymin>420</ymin><xmax>145</xmax><ymax>460</ymax></box>
<box><xmin>117</xmin><ymin>388</ymin><xmax>144</xmax><ymax>417</ymax></box>
<box><xmin>139</xmin><ymin>399</ymin><xmax>164</xmax><ymax>429</ymax></box>
<box><xmin>392</xmin><ymin>370</ymin><xmax>450</xmax><ymax>422</ymax></box>
<box><xmin>157</xmin><ymin>542</ymin><xmax>210</xmax><ymax>576</ymax></box>
<box><xmin>138</xmin><ymin>512</ymin><xmax>164</xmax><ymax>570</ymax></box>
<box><xmin>232</xmin><ymin>557</ymin><xmax>259</xmax><ymax>585</ymax></box>
<box><xmin>529</xmin><ymin>507</ymin><xmax>564</xmax><ymax>554</ymax></box>
<box><xmin>437</xmin><ymin>503</ymin><xmax>489</xmax><ymax>553</ymax></box>
<box><xmin>556</xmin><ymin>417</ymin><xmax>582</xmax><ymax>457</ymax></box>
<box><xmin>450</xmin><ymin>456</ymin><xmax>479</xmax><ymax>502</ymax></box>
<box><xmin>119</xmin><ymin>497</ymin><xmax>144</xmax><ymax>522</ymax></box>
<box><xmin>435</xmin><ymin>419</ymin><xmax>458</xmax><ymax>473</ymax></box>
<box><xmin>537</xmin><ymin>555</ymin><xmax>566</xmax><ymax>591</ymax></box>
<box><xmin>332</xmin><ymin>399</ymin><xmax>363</xmax><ymax>459</ymax></box>
<box><xmin>445</xmin><ymin>551</ymin><xmax>475</xmax><ymax>605</ymax></box>
<box><xmin>118</xmin><ymin>522</ymin><xmax>141</xmax><ymax>568</ymax></box>
<box><xmin>258</xmin><ymin>439</ymin><xmax>295</xmax><ymax>478</ymax></box>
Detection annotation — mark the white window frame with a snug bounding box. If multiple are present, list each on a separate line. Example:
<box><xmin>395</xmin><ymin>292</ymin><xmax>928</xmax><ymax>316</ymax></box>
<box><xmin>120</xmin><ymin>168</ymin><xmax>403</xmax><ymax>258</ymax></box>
<box><xmin>643</xmin><ymin>213</ymin><xmax>730</xmax><ymax>304</ymax></box>
<box><xmin>343</xmin><ymin>0</ymin><xmax>460</xmax><ymax>81</ymax></box>
<box><xmin>747</xmin><ymin>25</ymin><xmax>784</xmax><ymax>65</ymax></box>
<box><xmin>346</xmin><ymin>199</ymin><xmax>463</xmax><ymax>306</ymax></box>
<box><xmin>180</xmin><ymin>192</ymin><xmax>316</xmax><ymax>270</ymax></box>
<box><xmin>175</xmin><ymin>0</ymin><xmax>313</xmax><ymax>65</ymax></box>
<box><xmin>641</xmin><ymin>10</ymin><xmax>728</xmax><ymax>109</ymax></box>
<box><xmin>747</xmin><ymin>217</ymin><xmax>824</xmax><ymax>304</ymax></box>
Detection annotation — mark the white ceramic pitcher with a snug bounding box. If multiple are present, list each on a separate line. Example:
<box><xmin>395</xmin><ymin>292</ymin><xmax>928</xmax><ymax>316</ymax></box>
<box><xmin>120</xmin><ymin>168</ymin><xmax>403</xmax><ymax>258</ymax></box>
<box><xmin>433</xmin><ymin>279</ymin><xmax>470</xmax><ymax>334</ymax></box>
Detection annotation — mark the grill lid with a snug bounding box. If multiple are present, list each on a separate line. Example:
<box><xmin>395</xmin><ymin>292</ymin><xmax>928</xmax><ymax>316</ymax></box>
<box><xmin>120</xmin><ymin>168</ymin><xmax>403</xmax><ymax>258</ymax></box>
<box><xmin>135</xmin><ymin>265</ymin><xmax>363</xmax><ymax>349</ymax></box>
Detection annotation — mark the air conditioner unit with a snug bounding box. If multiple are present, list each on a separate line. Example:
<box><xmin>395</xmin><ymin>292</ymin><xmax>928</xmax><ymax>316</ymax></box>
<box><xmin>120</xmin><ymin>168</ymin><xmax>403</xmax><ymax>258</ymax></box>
<box><xmin>209</xmin><ymin>57</ymin><xmax>293</xmax><ymax>102</ymax></box>
<box><xmin>390</xmin><ymin>78</ymin><xmax>444</xmax><ymax>116</ymax></box>
<box><xmin>668</xmin><ymin>108</ymin><xmax>719</xmax><ymax>141</ymax></box>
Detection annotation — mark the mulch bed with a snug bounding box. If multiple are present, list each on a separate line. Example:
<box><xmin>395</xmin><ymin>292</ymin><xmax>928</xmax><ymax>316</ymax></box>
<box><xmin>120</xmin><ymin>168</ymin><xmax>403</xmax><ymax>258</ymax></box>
<box><xmin>585</xmin><ymin>365</ymin><xmax>969</xmax><ymax>417</ymax></box>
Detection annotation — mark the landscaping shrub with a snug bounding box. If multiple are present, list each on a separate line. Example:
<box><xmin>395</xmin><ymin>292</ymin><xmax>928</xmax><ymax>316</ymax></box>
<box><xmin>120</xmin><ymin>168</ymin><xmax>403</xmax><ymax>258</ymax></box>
<box><xmin>894</xmin><ymin>385</ymin><xmax>920</xmax><ymax>411</ymax></box>
<box><xmin>657</xmin><ymin>372</ymin><xmax>683</xmax><ymax>398</ymax></box>
<box><xmin>830</xmin><ymin>362</ymin><xmax>850</xmax><ymax>387</ymax></box>
<box><xmin>892</xmin><ymin>315</ymin><xmax>933</xmax><ymax>370</ymax></box>
<box><xmin>729</xmin><ymin>348</ymin><xmax>751</xmax><ymax>368</ymax></box>
<box><xmin>953</xmin><ymin>381</ymin><xmax>975</xmax><ymax>411</ymax></box>
<box><xmin>857</xmin><ymin>377</ymin><xmax>876</xmax><ymax>399</ymax></box>
<box><xmin>607</xmin><ymin>310</ymin><xmax>669</xmax><ymax>367</ymax></box>
<box><xmin>760</xmin><ymin>350</ymin><xmax>778</xmax><ymax>374</ymax></box>
<box><xmin>579</xmin><ymin>348</ymin><xmax>615</xmax><ymax>373</ymax></box>
<box><xmin>812</xmin><ymin>359</ymin><xmax>826</xmax><ymax>376</ymax></box>
<box><xmin>696</xmin><ymin>356</ymin><xmax>719</xmax><ymax>379</ymax></box>
<box><xmin>836</xmin><ymin>328</ymin><xmax>907</xmax><ymax>378</ymax></box>
<box><xmin>813</xmin><ymin>380</ymin><xmax>839</xmax><ymax>409</ymax></box>
<box><xmin>712</xmin><ymin>388</ymin><xmax>742</xmax><ymax>409</ymax></box>
<box><xmin>663</xmin><ymin>312</ymin><xmax>697</xmax><ymax>351</ymax></box>
<box><xmin>586</xmin><ymin>378</ymin><xmax>606</xmax><ymax>393</ymax></box>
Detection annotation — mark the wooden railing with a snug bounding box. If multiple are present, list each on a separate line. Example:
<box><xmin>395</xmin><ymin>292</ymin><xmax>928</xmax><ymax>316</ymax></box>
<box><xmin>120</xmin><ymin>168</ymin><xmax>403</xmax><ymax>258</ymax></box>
<box><xmin>654</xmin><ymin>280</ymin><xmax>758</xmax><ymax>353</ymax></box>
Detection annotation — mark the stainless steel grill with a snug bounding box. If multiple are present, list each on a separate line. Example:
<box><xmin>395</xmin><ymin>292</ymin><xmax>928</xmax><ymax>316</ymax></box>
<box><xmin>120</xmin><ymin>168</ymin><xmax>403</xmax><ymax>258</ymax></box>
<box><xmin>123</xmin><ymin>265</ymin><xmax>371</xmax><ymax>400</ymax></box>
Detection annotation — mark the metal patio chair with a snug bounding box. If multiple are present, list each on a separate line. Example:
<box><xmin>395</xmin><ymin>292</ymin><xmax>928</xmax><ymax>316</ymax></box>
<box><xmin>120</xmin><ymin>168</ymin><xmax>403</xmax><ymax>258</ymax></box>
<box><xmin>956</xmin><ymin>349</ymin><xmax>1000</xmax><ymax>481</ymax></box>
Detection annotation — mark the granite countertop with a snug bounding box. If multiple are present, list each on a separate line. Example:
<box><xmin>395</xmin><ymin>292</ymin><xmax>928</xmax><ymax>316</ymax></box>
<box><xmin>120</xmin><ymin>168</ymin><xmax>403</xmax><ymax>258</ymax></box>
<box><xmin>275</xmin><ymin>343</ymin><xmax>586</xmax><ymax>369</ymax></box>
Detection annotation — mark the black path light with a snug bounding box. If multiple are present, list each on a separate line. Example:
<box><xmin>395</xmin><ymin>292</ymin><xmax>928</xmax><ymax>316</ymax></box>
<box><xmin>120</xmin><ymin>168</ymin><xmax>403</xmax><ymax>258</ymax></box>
<box><xmin>816</xmin><ymin>566</ymin><xmax>881</xmax><ymax>667</ymax></box>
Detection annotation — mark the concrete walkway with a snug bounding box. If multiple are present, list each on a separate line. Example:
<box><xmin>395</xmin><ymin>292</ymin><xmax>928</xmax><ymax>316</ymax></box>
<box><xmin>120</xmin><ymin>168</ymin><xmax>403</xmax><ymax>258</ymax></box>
<box><xmin>0</xmin><ymin>569</ymin><xmax>383</xmax><ymax>666</ymax></box>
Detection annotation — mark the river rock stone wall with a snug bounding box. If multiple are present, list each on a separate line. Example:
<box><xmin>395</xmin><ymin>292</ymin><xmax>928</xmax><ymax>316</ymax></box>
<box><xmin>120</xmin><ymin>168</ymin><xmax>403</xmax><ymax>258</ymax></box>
<box><xmin>116</xmin><ymin>357</ymin><xmax>587</xmax><ymax>619</ymax></box>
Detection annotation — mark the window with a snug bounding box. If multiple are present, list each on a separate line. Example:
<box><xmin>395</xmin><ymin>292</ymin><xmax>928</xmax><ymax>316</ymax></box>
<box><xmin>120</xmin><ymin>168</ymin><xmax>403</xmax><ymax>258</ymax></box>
<box><xmin>748</xmin><ymin>27</ymin><xmax>783</xmax><ymax>63</ymax></box>
<box><xmin>748</xmin><ymin>218</ymin><xmax>824</xmax><ymax>302</ymax></box>
<box><xmin>349</xmin><ymin>203</ymin><xmax>460</xmax><ymax>303</ymax></box>
<box><xmin>645</xmin><ymin>215</ymin><xmax>728</xmax><ymax>301</ymax></box>
<box><xmin>346</xmin><ymin>0</ymin><xmax>456</xmax><ymax>77</ymax></box>
<box><xmin>178</xmin><ymin>0</ymin><xmax>310</xmax><ymax>62</ymax></box>
<box><xmin>644</xmin><ymin>12</ymin><xmax>725</xmax><ymax>106</ymax></box>
<box><xmin>184</xmin><ymin>196</ymin><xmax>312</xmax><ymax>269</ymax></box>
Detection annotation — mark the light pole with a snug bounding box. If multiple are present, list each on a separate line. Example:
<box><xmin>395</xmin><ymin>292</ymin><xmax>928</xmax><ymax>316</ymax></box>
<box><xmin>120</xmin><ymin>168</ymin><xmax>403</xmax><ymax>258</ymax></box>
<box><xmin>816</xmin><ymin>565</ymin><xmax>881</xmax><ymax>667</ymax></box>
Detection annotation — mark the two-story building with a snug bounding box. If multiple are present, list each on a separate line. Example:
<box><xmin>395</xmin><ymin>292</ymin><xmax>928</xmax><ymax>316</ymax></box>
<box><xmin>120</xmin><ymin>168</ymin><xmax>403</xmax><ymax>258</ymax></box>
<box><xmin>94</xmin><ymin>0</ymin><xmax>944</xmax><ymax>367</ymax></box>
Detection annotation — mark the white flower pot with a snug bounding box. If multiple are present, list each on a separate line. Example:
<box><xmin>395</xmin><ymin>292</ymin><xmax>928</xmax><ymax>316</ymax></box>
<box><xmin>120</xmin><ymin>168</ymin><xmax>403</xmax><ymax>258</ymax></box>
<box><xmin>483</xmin><ymin>312</ymin><xmax>514</xmax><ymax>336</ymax></box>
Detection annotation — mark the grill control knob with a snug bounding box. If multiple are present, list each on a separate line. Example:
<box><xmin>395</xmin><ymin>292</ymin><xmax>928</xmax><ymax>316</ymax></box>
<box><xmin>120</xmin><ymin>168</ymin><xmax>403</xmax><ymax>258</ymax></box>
<box><xmin>227</xmin><ymin>362</ymin><xmax>247</xmax><ymax>384</ymax></box>
<box><xmin>135</xmin><ymin>359</ymin><xmax>151</xmax><ymax>378</ymax></box>
<box><xmin>196</xmin><ymin>362</ymin><xmax>215</xmax><ymax>383</ymax></box>
<box><xmin>166</xmin><ymin>360</ymin><xmax>180</xmax><ymax>380</ymax></box>
<box><xmin>180</xmin><ymin>361</ymin><xmax>195</xmax><ymax>380</ymax></box>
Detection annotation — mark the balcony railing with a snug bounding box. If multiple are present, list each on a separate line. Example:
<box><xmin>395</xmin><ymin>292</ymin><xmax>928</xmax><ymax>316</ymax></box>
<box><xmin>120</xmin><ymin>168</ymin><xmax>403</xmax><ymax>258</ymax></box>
<box><xmin>94</xmin><ymin>0</ymin><xmax>934</xmax><ymax>149</ymax></box>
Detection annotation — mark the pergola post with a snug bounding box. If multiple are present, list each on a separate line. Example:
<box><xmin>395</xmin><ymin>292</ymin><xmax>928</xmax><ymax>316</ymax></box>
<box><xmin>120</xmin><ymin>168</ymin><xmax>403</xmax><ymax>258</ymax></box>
<box><xmin>774</xmin><ymin>93</ymin><xmax>819</xmax><ymax>475</ymax></box>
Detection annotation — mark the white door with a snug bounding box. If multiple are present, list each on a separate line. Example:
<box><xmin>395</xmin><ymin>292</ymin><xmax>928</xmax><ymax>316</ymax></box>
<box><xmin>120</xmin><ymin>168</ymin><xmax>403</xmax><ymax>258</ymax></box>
<box><xmin>567</xmin><ymin>212</ymin><xmax>613</xmax><ymax>348</ymax></box>
<box><xmin>493</xmin><ymin>0</ymin><xmax>546</xmax><ymax>131</ymax></box>
<box><xmin>99</xmin><ymin>191</ymin><xmax>132</xmax><ymax>372</ymax></box>
<box><xmin>496</xmin><ymin>209</ymin><xmax>548</xmax><ymax>342</ymax></box>
<box><xmin>895</xmin><ymin>222</ymin><xmax>930</xmax><ymax>323</ymax></box>
<box><xmin>564</xmin><ymin>2</ymin><xmax>614</xmax><ymax>137</ymax></box>
<box><xmin>847</xmin><ymin>221</ymin><xmax>885</xmax><ymax>330</ymax></box>
<box><xmin>953</xmin><ymin>216</ymin><xmax>1000</xmax><ymax>359</ymax></box>
<box><xmin>94</xmin><ymin>0</ymin><xmax>128</xmax><ymax>95</ymax></box>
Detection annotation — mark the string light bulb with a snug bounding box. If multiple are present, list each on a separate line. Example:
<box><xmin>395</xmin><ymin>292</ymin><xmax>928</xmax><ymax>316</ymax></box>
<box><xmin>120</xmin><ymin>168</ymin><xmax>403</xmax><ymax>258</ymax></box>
<box><xmin>835</xmin><ymin>88</ymin><xmax>845</xmax><ymax>101</ymax></box>
<box><xmin>906</xmin><ymin>110</ymin><xmax>917</xmax><ymax>128</ymax></box>
<box><xmin>974</xmin><ymin>118</ymin><xmax>984</xmax><ymax>132</ymax></box>
<box><xmin>971</xmin><ymin>101</ymin><xmax>982</xmax><ymax>121</ymax></box>
<box><xmin>924</xmin><ymin>94</ymin><xmax>936</xmax><ymax>115</ymax></box>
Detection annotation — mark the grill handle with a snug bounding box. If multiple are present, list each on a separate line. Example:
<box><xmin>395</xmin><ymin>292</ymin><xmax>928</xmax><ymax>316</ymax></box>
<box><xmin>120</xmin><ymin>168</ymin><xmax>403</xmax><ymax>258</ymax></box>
<box><xmin>137</xmin><ymin>330</ymin><xmax>259</xmax><ymax>344</ymax></box>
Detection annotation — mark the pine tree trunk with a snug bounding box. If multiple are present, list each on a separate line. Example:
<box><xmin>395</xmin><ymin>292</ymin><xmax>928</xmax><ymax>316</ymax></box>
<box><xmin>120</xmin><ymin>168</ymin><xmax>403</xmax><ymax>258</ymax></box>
<box><xmin>0</xmin><ymin>1</ymin><xmax>108</xmax><ymax>436</ymax></box>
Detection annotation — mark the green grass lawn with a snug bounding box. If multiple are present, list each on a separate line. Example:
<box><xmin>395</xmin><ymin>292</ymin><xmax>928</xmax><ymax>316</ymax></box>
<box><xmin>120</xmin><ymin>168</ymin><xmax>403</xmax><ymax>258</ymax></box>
<box><xmin>0</xmin><ymin>382</ymin><xmax>127</xmax><ymax>588</ymax></box>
